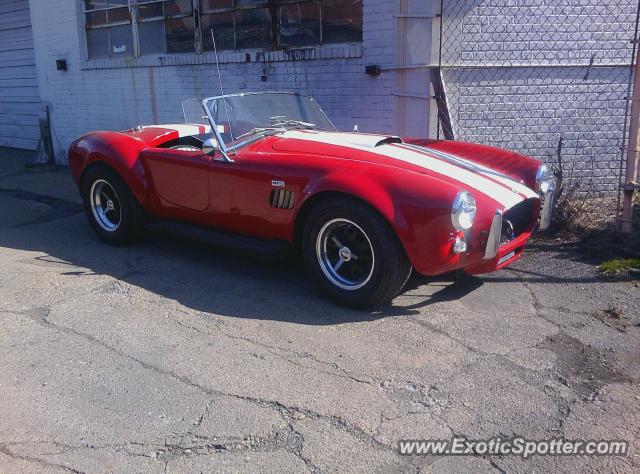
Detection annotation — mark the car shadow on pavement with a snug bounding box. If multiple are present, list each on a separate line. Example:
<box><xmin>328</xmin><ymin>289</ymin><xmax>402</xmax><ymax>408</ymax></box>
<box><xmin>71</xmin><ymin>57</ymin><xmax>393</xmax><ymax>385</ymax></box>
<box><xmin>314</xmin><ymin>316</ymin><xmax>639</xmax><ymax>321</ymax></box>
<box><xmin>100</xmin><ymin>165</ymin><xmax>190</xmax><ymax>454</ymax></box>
<box><xmin>0</xmin><ymin>184</ymin><xmax>629</xmax><ymax>325</ymax></box>
<box><xmin>0</xmin><ymin>184</ymin><xmax>490</xmax><ymax>323</ymax></box>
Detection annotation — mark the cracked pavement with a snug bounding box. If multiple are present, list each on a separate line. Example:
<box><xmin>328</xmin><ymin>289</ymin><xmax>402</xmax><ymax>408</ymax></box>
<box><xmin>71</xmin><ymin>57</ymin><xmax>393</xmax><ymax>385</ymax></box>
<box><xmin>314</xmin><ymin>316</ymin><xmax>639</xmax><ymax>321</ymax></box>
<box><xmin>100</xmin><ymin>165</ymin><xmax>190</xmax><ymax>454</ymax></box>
<box><xmin>0</xmin><ymin>152</ymin><xmax>639</xmax><ymax>473</ymax></box>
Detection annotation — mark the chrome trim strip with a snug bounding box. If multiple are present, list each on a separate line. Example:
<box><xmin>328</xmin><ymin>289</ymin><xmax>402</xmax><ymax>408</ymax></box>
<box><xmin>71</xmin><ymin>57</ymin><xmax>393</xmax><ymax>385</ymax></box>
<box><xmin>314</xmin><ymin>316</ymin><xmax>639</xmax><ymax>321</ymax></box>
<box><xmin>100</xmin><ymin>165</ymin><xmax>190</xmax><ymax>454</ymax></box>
<box><xmin>498</xmin><ymin>250</ymin><xmax>516</xmax><ymax>266</ymax></box>
<box><xmin>484</xmin><ymin>210</ymin><xmax>503</xmax><ymax>259</ymax></box>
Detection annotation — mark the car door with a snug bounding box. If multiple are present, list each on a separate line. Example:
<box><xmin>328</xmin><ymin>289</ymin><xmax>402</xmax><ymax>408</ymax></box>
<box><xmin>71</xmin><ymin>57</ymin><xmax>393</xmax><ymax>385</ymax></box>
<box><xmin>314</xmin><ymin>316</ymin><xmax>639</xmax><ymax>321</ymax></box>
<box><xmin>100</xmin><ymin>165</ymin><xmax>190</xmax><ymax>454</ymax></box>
<box><xmin>140</xmin><ymin>148</ymin><xmax>211</xmax><ymax>212</ymax></box>
<box><xmin>206</xmin><ymin>151</ymin><xmax>305</xmax><ymax>241</ymax></box>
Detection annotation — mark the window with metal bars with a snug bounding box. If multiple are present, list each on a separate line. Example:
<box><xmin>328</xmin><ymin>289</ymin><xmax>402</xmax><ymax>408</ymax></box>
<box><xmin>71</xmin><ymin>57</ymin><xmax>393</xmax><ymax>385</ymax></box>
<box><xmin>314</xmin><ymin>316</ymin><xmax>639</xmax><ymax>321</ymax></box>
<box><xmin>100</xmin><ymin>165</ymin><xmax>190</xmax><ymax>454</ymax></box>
<box><xmin>84</xmin><ymin>1</ymin><xmax>134</xmax><ymax>58</ymax></box>
<box><xmin>137</xmin><ymin>0</ymin><xmax>196</xmax><ymax>54</ymax></box>
<box><xmin>83</xmin><ymin>0</ymin><xmax>362</xmax><ymax>59</ymax></box>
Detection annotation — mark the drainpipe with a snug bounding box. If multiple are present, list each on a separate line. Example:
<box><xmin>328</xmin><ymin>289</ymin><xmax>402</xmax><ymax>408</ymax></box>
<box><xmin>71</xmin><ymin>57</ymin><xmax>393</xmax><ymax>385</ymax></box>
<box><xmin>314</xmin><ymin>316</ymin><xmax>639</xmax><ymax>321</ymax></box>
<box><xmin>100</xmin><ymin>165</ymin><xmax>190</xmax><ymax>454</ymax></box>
<box><xmin>621</xmin><ymin>47</ymin><xmax>640</xmax><ymax>234</ymax></box>
<box><xmin>30</xmin><ymin>104</ymin><xmax>54</xmax><ymax>166</ymax></box>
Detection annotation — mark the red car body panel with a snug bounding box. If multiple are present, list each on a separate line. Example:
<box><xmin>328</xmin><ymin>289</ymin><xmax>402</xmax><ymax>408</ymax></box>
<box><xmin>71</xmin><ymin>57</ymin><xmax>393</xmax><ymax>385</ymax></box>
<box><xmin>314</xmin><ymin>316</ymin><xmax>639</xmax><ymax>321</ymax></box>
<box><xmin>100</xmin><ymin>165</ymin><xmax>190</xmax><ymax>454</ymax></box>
<box><xmin>69</xmin><ymin>125</ymin><xmax>543</xmax><ymax>277</ymax></box>
<box><xmin>404</xmin><ymin>137</ymin><xmax>541</xmax><ymax>190</ymax></box>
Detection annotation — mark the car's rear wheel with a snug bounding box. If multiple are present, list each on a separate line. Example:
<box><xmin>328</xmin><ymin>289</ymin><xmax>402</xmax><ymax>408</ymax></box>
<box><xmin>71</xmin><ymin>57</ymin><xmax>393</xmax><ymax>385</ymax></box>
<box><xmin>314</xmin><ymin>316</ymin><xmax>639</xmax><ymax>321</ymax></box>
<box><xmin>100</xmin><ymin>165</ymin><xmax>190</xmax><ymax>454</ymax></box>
<box><xmin>81</xmin><ymin>165</ymin><xmax>145</xmax><ymax>245</ymax></box>
<box><xmin>302</xmin><ymin>197</ymin><xmax>412</xmax><ymax>309</ymax></box>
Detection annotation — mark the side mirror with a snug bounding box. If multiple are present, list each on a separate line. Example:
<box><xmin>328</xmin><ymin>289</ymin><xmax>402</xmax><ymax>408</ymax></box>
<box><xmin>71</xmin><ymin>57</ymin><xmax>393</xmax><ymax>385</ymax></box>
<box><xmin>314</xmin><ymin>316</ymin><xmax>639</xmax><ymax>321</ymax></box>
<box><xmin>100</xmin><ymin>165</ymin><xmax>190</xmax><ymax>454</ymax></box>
<box><xmin>202</xmin><ymin>138</ymin><xmax>219</xmax><ymax>156</ymax></box>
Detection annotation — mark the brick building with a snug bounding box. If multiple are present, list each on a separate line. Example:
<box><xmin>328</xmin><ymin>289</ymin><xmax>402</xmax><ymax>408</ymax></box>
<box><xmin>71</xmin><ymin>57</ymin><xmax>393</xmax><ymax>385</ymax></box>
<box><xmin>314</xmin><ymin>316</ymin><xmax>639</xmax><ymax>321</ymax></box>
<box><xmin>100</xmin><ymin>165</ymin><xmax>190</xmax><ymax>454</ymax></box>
<box><xmin>0</xmin><ymin>0</ymin><xmax>635</xmax><ymax>197</ymax></box>
<box><xmin>1</xmin><ymin>0</ymin><xmax>436</xmax><ymax>163</ymax></box>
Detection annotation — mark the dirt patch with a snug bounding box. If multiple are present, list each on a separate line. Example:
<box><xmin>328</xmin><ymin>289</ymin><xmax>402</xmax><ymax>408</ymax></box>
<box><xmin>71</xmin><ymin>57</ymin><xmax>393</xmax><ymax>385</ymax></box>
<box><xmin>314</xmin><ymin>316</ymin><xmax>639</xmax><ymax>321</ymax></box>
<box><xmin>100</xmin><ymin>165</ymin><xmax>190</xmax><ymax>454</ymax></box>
<box><xmin>538</xmin><ymin>196</ymin><xmax>640</xmax><ymax>261</ymax></box>
<box><xmin>539</xmin><ymin>333</ymin><xmax>631</xmax><ymax>401</ymax></box>
<box><xmin>593</xmin><ymin>306</ymin><xmax>635</xmax><ymax>333</ymax></box>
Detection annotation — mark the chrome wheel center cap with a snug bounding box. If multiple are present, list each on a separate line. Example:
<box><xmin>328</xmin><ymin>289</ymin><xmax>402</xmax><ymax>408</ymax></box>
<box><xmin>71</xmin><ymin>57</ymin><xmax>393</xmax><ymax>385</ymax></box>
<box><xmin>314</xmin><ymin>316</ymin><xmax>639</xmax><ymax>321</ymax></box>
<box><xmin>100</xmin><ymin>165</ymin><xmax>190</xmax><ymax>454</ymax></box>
<box><xmin>106</xmin><ymin>200</ymin><xmax>114</xmax><ymax>211</ymax></box>
<box><xmin>338</xmin><ymin>247</ymin><xmax>352</xmax><ymax>262</ymax></box>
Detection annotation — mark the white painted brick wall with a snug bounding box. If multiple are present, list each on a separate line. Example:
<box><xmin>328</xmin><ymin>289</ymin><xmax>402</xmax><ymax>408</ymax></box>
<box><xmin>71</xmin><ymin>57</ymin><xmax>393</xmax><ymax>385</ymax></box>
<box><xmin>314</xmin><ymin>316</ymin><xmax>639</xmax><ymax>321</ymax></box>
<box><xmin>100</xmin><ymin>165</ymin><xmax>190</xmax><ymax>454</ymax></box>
<box><xmin>27</xmin><ymin>0</ymin><xmax>635</xmax><ymax>195</ymax></box>
<box><xmin>29</xmin><ymin>0</ymin><xmax>398</xmax><ymax>164</ymax></box>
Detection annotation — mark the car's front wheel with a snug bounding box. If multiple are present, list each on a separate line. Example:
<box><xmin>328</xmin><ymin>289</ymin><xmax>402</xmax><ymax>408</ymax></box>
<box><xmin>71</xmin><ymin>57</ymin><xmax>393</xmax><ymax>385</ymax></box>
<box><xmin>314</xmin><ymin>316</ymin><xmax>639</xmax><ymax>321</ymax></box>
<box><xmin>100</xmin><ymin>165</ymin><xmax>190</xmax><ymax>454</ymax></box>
<box><xmin>302</xmin><ymin>197</ymin><xmax>412</xmax><ymax>309</ymax></box>
<box><xmin>81</xmin><ymin>165</ymin><xmax>145</xmax><ymax>245</ymax></box>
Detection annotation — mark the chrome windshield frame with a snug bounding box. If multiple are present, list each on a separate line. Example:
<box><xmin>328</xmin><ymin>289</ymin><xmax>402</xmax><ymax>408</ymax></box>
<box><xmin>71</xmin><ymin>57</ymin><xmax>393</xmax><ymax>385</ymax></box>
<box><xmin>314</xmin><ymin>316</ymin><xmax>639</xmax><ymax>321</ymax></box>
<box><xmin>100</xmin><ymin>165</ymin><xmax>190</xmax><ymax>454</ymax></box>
<box><xmin>201</xmin><ymin>91</ymin><xmax>336</xmax><ymax>163</ymax></box>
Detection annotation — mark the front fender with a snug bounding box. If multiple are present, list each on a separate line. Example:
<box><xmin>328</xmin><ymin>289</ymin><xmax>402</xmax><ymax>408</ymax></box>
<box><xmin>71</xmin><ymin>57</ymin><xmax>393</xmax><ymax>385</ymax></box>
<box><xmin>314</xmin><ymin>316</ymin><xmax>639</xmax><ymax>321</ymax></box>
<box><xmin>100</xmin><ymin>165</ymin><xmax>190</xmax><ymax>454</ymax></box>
<box><xmin>69</xmin><ymin>131</ymin><xmax>150</xmax><ymax>208</ymax></box>
<box><xmin>302</xmin><ymin>170</ymin><xmax>407</xmax><ymax>235</ymax></box>
<box><xmin>404</xmin><ymin>138</ymin><xmax>541</xmax><ymax>189</ymax></box>
<box><xmin>299</xmin><ymin>167</ymin><xmax>465</xmax><ymax>275</ymax></box>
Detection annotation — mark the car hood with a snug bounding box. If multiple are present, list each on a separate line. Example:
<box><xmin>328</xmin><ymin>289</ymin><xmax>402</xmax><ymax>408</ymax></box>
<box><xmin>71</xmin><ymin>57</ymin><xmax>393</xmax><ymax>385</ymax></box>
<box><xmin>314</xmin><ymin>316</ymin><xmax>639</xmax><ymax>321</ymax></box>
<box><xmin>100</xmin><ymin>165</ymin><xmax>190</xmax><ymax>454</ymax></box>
<box><xmin>271</xmin><ymin>130</ymin><xmax>539</xmax><ymax>209</ymax></box>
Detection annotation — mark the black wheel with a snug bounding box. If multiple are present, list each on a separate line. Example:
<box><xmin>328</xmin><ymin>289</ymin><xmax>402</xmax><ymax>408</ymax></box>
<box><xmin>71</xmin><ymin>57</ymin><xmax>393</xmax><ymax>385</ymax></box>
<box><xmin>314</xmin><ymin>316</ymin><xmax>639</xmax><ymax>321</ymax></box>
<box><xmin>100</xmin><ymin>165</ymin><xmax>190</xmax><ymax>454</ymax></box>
<box><xmin>81</xmin><ymin>165</ymin><xmax>146</xmax><ymax>245</ymax></box>
<box><xmin>302</xmin><ymin>197</ymin><xmax>412</xmax><ymax>309</ymax></box>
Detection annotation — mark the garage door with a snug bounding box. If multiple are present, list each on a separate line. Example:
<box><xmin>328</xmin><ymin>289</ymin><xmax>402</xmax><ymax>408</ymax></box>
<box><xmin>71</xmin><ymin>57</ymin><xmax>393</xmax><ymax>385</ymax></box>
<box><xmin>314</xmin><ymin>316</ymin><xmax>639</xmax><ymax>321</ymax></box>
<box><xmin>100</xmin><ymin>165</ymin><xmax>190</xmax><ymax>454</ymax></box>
<box><xmin>0</xmin><ymin>0</ymin><xmax>40</xmax><ymax>150</ymax></box>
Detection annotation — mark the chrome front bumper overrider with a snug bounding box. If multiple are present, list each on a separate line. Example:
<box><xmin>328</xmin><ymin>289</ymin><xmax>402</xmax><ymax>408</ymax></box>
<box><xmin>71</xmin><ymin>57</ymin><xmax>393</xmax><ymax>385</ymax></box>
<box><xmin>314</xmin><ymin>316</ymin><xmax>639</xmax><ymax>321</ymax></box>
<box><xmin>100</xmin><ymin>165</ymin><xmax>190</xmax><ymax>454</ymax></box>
<box><xmin>484</xmin><ymin>210</ymin><xmax>503</xmax><ymax>260</ymax></box>
<box><xmin>538</xmin><ymin>190</ymin><xmax>554</xmax><ymax>231</ymax></box>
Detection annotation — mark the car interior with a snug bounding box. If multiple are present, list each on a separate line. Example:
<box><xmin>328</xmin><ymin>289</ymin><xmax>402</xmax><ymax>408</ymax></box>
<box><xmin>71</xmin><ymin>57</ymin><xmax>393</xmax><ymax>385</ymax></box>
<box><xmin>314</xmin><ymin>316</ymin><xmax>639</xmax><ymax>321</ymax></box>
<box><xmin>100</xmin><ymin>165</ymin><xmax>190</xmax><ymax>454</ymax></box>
<box><xmin>160</xmin><ymin>133</ymin><xmax>211</xmax><ymax>152</ymax></box>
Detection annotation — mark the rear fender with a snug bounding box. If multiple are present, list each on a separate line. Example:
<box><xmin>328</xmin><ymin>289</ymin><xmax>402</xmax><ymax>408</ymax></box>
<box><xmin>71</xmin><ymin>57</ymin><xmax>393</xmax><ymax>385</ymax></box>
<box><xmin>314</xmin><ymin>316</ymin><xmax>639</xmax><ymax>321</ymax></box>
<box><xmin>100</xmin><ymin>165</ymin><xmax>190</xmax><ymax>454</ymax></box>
<box><xmin>69</xmin><ymin>132</ymin><xmax>150</xmax><ymax>208</ymax></box>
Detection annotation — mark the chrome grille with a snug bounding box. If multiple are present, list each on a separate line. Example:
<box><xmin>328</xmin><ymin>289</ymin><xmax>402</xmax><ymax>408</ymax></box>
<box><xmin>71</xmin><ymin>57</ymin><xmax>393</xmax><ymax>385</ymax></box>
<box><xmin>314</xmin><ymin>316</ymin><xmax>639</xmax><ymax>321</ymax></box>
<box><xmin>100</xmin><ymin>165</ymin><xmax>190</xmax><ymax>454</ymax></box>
<box><xmin>485</xmin><ymin>198</ymin><xmax>537</xmax><ymax>260</ymax></box>
<box><xmin>502</xmin><ymin>198</ymin><xmax>536</xmax><ymax>240</ymax></box>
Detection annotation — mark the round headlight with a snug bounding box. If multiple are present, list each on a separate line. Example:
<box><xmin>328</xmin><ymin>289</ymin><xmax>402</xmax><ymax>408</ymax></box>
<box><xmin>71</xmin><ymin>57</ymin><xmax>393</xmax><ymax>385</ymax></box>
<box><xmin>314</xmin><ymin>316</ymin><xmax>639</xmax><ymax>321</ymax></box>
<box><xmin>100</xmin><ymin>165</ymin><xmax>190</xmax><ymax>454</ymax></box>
<box><xmin>536</xmin><ymin>164</ymin><xmax>554</xmax><ymax>194</ymax></box>
<box><xmin>451</xmin><ymin>191</ymin><xmax>477</xmax><ymax>231</ymax></box>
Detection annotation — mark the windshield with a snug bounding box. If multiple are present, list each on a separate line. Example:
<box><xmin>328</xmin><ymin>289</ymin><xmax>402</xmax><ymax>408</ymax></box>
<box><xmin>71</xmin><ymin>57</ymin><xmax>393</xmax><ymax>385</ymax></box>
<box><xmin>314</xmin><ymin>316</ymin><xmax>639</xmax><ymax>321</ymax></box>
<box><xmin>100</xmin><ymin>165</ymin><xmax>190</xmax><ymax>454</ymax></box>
<box><xmin>182</xmin><ymin>98</ymin><xmax>209</xmax><ymax>126</ymax></box>
<box><xmin>202</xmin><ymin>92</ymin><xmax>336</xmax><ymax>148</ymax></box>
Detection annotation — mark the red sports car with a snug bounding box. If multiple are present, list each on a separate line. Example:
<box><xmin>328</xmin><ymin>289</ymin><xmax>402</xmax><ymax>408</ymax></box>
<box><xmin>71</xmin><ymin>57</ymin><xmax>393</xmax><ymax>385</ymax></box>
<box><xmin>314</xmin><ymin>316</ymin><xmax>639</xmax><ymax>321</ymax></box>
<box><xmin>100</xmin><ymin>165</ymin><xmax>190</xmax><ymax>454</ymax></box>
<box><xmin>68</xmin><ymin>92</ymin><xmax>554</xmax><ymax>308</ymax></box>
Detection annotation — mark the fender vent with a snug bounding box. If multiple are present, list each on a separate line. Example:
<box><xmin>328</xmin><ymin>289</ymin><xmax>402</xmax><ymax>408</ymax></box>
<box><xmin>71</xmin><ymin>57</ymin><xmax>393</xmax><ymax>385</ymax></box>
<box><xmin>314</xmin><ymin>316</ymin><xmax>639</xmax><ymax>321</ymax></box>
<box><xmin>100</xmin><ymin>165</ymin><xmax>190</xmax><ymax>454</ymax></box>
<box><xmin>270</xmin><ymin>189</ymin><xmax>296</xmax><ymax>209</ymax></box>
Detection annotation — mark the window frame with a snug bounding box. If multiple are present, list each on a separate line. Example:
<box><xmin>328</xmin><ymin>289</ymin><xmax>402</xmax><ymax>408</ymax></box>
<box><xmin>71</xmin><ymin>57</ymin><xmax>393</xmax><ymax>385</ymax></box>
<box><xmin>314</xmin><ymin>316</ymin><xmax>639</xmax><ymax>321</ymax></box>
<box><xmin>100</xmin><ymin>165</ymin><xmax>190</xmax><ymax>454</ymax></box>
<box><xmin>83</xmin><ymin>2</ymin><xmax>136</xmax><ymax>59</ymax></box>
<box><xmin>82</xmin><ymin>0</ymin><xmax>362</xmax><ymax>60</ymax></box>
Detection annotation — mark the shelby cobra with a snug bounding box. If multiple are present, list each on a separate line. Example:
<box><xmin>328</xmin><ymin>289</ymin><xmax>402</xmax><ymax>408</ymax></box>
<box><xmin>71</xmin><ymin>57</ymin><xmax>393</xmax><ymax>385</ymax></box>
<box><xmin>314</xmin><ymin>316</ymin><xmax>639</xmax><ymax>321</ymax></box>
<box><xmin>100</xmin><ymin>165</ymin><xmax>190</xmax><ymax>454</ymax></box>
<box><xmin>68</xmin><ymin>92</ymin><xmax>554</xmax><ymax>308</ymax></box>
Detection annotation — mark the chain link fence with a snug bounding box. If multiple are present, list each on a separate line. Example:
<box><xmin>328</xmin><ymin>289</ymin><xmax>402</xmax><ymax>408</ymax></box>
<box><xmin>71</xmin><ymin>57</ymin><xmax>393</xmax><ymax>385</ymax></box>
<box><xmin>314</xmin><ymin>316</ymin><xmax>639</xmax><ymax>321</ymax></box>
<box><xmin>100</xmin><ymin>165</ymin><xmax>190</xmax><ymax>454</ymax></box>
<box><xmin>436</xmin><ymin>0</ymin><xmax>640</xmax><ymax>228</ymax></box>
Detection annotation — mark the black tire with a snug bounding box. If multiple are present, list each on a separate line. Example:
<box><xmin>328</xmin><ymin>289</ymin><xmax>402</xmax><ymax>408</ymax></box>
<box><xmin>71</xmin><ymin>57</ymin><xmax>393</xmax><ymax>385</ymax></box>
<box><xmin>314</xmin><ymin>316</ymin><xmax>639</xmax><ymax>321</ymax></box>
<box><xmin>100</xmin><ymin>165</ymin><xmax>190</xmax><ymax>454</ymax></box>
<box><xmin>302</xmin><ymin>197</ymin><xmax>412</xmax><ymax>309</ymax></box>
<box><xmin>80</xmin><ymin>165</ymin><xmax>146</xmax><ymax>245</ymax></box>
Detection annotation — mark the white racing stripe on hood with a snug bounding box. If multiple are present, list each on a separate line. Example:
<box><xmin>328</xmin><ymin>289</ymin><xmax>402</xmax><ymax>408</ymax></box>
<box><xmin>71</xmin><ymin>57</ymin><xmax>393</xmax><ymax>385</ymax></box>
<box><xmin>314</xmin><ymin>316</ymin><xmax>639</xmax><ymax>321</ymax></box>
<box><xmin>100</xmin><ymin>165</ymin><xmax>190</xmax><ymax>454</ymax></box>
<box><xmin>282</xmin><ymin>131</ymin><xmax>530</xmax><ymax>208</ymax></box>
<box><xmin>404</xmin><ymin>144</ymin><xmax>539</xmax><ymax>201</ymax></box>
<box><xmin>143</xmin><ymin>123</ymin><xmax>211</xmax><ymax>137</ymax></box>
<box><xmin>290</xmin><ymin>131</ymin><xmax>400</xmax><ymax>148</ymax></box>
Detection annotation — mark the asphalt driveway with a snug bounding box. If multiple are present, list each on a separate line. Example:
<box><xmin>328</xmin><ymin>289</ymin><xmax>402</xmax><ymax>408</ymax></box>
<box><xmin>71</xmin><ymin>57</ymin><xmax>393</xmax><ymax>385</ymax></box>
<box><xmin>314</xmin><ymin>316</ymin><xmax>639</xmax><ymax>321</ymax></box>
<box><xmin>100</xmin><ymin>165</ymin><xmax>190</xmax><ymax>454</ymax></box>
<box><xmin>0</xmin><ymin>150</ymin><xmax>638</xmax><ymax>473</ymax></box>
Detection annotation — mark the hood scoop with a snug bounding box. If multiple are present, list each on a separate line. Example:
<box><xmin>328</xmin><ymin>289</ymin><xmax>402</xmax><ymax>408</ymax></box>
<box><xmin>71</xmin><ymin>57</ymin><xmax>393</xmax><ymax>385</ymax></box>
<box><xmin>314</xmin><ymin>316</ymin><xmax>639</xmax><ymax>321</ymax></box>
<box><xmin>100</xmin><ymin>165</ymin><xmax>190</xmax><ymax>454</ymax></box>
<box><xmin>374</xmin><ymin>136</ymin><xmax>404</xmax><ymax>147</ymax></box>
<box><xmin>341</xmin><ymin>134</ymin><xmax>403</xmax><ymax>148</ymax></box>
